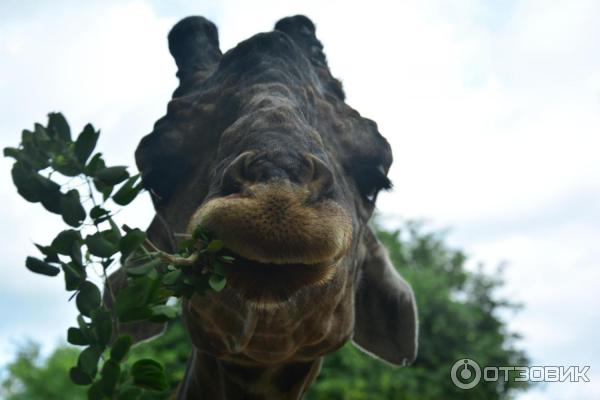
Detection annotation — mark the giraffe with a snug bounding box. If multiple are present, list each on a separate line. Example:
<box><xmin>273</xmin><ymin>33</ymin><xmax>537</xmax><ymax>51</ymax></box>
<box><xmin>110</xmin><ymin>15</ymin><xmax>418</xmax><ymax>399</ymax></box>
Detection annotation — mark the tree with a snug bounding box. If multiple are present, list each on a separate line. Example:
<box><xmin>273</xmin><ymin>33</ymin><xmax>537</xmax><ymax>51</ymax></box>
<box><xmin>0</xmin><ymin>222</ymin><xmax>529</xmax><ymax>399</ymax></box>
<box><xmin>308</xmin><ymin>222</ymin><xmax>529</xmax><ymax>399</ymax></box>
<box><xmin>0</xmin><ymin>325</ymin><xmax>190</xmax><ymax>400</ymax></box>
<box><xmin>0</xmin><ymin>342</ymin><xmax>86</xmax><ymax>400</ymax></box>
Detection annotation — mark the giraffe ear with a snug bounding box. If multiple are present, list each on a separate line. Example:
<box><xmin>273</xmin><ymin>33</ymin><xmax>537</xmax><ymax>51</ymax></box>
<box><xmin>352</xmin><ymin>235</ymin><xmax>418</xmax><ymax>366</ymax></box>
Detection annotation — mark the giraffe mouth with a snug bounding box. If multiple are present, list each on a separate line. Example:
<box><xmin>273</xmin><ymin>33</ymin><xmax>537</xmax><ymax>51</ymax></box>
<box><xmin>214</xmin><ymin>248</ymin><xmax>340</xmax><ymax>306</ymax></box>
<box><xmin>185</xmin><ymin>182</ymin><xmax>352</xmax><ymax>305</ymax></box>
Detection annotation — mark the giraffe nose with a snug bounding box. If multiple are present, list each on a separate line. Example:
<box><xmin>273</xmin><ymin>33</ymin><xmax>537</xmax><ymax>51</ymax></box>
<box><xmin>222</xmin><ymin>151</ymin><xmax>334</xmax><ymax>198</ymax></box>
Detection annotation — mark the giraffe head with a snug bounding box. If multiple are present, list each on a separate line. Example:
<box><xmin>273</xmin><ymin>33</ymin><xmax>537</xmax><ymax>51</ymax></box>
<box><xmin>135</xmin><ymin>15</ymin><xmax>417</xmax><ymax>371</ymax></box>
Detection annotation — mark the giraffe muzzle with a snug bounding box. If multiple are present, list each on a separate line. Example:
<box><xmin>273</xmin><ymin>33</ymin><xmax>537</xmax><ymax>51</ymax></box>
<box><xmin>187</xmin><ymin>181</ymin><xmax>352</xmax><ymax>303</ymax></box>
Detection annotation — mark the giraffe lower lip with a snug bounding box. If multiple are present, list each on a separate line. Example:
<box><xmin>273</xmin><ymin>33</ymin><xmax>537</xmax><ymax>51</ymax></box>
<box><xmin>217</xmin><ymin>250</ymin><xmax>338</xmax><ymax>304</ymax></box>
<box><xmin>226</xmin><ymin>250</ymin><xmax>335</xmax><ymax>269</ymax></box>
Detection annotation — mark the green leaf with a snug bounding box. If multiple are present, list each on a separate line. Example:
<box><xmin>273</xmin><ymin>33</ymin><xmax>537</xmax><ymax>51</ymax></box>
<box><xmin>87</xmin><ymin>381</ymin><xmax>106</xmax><ymax>400</ymax></box>
<box><xmin>86</xmin><ymin>232</ymin><xmax>119</xmax><ymax>258</ymax></box>
<box><xmin>32</xmin><ymin>123</ymin><xmax>51</xmax><ymax>144</ymax></box>
<box><xmin>119</xmin><ymin>229</ymin><xmax>146</xmax><ymax>260</ymax></box>
<box><xmin>212</xmin><ymin>261</ymin><xmax>226</xmax><ymax>276</ymax></box>
<box><xmin>34</xmin><ymin>122</ymin><xmax>49</xmax><ymax>135</ymax></box>
<box><xmin>3</xmin><ymin>147</ymin><xmax>21</xmax><ymax>159</ymax></box>
<box><xmin>78</xmin><ymin>346</ymin><xmax>102</xmax><ymax>379</ymax></box>
<box><xmin>112</xmin><ymin>174</ymin><xmax>142</xmax><ymax>206</ymax></box>
<box><xmin>208</xmin><ymin>274</ymin><xmax>227</xmax><ymax>292</ymax></box>
<box><xmin>62</xmin><ymin>262</ymin><xmax>86</xmax><ymax>291</ymax></box>
<box><xmin>109</xmin><ymin>335</ymin><xmax>132</xmax><ymax>362</ymax></box>
<box><xmin>11</xmin><ymin>163</ymin><xmax>42</xmax><ymax>202</ymax></box>
<box><xmin>132</xmin><ymin>359</ymin><xmax>163</xmax><ymax>372</ymax></box>
<box><xmin>90</xmin><ymin>205</ymin><xmax>110</xmax><ymax>221</ymax></box>
<box><xmin>21</xmin><ymin>128</ymin><xmax>34</xmax><ymax>146</ymax></box>
<box><xmin>97</xmin><ymin>181</ymin><xmax>114</xmax><ymax>202</ymax></box>
<box><xmin>126</xmin><ymin>258</ymin><xmax>162</xmax><ymax>277</ymax></box>
<box><xmin>60</xmin><ymin>189</ymin><xmax>86</xmax><ymax>227</ymax></box>
<box><xmin>47</xmin><ymin>112</ymin><xmax>71</xmax><ymax>141</ymax></box>
<box><xmin>116</xmin><ymin>386</ymin><xmax>142</xmax><ymax>400</ymax></box>
<box><xmin>100</xmin><ymin>359</ymin><xmax>120</xmax><ymax>396</ymax></box>
<box><xmin>117</xmin><ymin>307</ymin><xmax>154</xmax><ymax>323</ymax></box>
<box><xmin>95</xmin><ymin>166</ymin><xmax>129</xmax><ymax>185</ymax></box>
<box><xmin>21</xmin><ymin>172</ymin><xmax>63</xmax><ymax>214</ymax></box>
<box><xmin>69</xmin><ymin>366</ymin><xmax>92</xmax><ymax>385</ymax></box>
<box><xmin>18</xmin><ymin>142</ymin><xmax>50</xmax><ymax>170</ymax></box>
<box><xmin>74</xmin><ymin>123</ymin><xmax>99</xmax><ymax>164</ymax></box>
<box><xmin>85</xmin><ymin>153</ymin><xmax>106</xmax><ymax>176</ymax></box>
<box><xmin>77</xmin><ymin>315</ymin><xmax>93</xmax><ymax>339</ymax></box>
<box><xmin>35</xmin><ymin>243</ymin><xmax>60</xmax><ymax>262</ymax></box>
<box><xmin>11</xmin><ymin>147</ymin><xmax>52</xmax><ymax>170</ymax></box>
<box><xmin>150</xmin><ymin>304</ymin><xmax>180</xmax><ymax>321</ymax></box>
<box><xmin>161</xmin><ymin>269</ymin><xmax>181</xmax><ymax>285</ymax></box>
<box><xmin>92</xmin><ymin>173</ymin><xmax>115</xmax><ymax>201</ymax></box>
<box><xmin>37</xmin><ymin>172</ymin><xmax>61</xmax><ymax>192</ymax></box>
<box><xmin>71</xmin><ymin>242</ymin><xmax>83</xmax><ymax>267</ymax></box>
<box><xmin>25</xmin><ymin>256</ymin><xmax>60</xmax><ymax>276</ymax></box>
<box><xmin>39</xmin><ymin>188</ymin><xmax>62</xmax><ymax>214</ymax></box>
<box><xmin>115</xmin><ymin>276</ymin><xmax>158</xmax><ymax>320</ymax></box>
<box><xmin>131</xmin><ymin>359</ymin><xmax>168</xmax><ymax>391</ymax></box>
<box><xmin>206</xmin><ymin>239</ymin><xmax>224</xmax><ymax>253</ymax></box>
<box><xmin>51</xmin><ymin>229</ymin><xmax>82</xmax><ymax>255</ymax></box>
<box><xmin>108</xmin><ymin>218</ymin><xmax>122</xmax><ymax>242</ymax></box>
<box><xmin>192</xmin><ymin>225</ymin><xmax>209</xmax><ymax>240</ymax></box>
<box><xmin>76</xmin><ymin>281</ymin><xmax>102</xmax><ymax>317</ymax></box>
<box><xmin>177</xmin><ymin>239</ymin><xmax>196</xmax><ymax>254</ymax></box>
<box><xmin>94</xmin><ymin>309</ymin><xmax>113</xmax><ymax>346</ymax></box>
<box><xmin>219</xmin><ymin>255</ymin><xmax>235</xmax><ymax>263</ymax></box>
<box><xmin>52</xmin><ymin>153</ymin><xmax>82</xmax><ymax>177</ymax></box>
<box><xmin>67</xmin><ymin>327</ymin><xmax>90</xmax><ymax>346</ymax></box>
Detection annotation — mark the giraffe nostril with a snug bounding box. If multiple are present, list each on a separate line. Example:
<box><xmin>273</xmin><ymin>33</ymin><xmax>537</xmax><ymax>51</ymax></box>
<box><xmin>304</xmin><ymin>153</ymin><xmax>334</xmax><ymax>199</ymax></box>
<box><xmin>221</xmin><ymin>151</ymin><xmax>334</xmax><ymax>201</ymax></box>
<box><xmin>222</xmin><ymin>151</ymin><xmax>256</xmax><ymax>194</ymax></box>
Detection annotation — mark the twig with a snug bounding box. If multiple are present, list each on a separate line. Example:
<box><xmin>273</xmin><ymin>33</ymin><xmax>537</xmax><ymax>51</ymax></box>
<box><xmin>158</xmin><ymin>251</ymin><xmax>199</xmax><ymax>266</ymax></box>
<box><xmin>136</xmin><ymin>234</ymin><xmax>200</xmax><ymax>266</ymax></box>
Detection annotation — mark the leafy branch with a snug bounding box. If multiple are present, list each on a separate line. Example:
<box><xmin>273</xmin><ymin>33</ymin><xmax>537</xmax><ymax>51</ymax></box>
<box><xmin>4</xmin><ymin>113</ymin><xmax>230</xmax><ymax>399</ymax></box>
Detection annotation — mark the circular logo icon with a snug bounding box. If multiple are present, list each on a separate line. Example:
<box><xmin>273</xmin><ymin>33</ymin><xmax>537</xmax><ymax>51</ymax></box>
<box><xmin>451</xmin><ymin>358</ymin><xmax>481</xmax><ymax>389</ymax></box>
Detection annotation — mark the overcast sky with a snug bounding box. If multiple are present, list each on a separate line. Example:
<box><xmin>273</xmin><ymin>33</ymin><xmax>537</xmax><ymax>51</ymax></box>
<box><xmin>1</xmin><ymin>1</ymin><xmax>599</xmax><ymax>399</ymax></box>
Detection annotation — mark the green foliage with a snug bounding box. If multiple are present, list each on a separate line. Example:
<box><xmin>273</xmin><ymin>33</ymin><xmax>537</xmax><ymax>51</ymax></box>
<box><xmin>0</xmin><ymin>323</ymin><xmax>191</xmax><ymax>400</ymax></box>
<box><xmin>1</xmin><ymin>222</ymin><xmax>530</xmax><ymax>400</ymax></box>
<box><xmin>307</xmin><ymin>223</ymin><xmax>529</xmax><ymax>400</ymax></box>
<box><xmin>4</xmin><ymin>113</ymin><xmax>232</xmax><ymax>399</ymax></box>
<box><xmin>0</xmin><ymin>343</ymin><xmax>87</xmax><ymax>400</ymax></box>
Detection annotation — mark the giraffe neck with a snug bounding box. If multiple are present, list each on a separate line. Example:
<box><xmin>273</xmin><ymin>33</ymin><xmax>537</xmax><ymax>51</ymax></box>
<box><xmin>177</xmin><ymin>350</ymin><xmax>323</xmax><ymax>400</ymax></box>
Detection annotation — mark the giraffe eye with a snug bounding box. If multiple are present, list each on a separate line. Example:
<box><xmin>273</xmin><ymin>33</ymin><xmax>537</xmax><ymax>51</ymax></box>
<box><xmin>354</xmin><ymin>164</ymin><xmax>392</xmax><ymax>205</ymax></box>
<box><xmin>365</xmin><ymin>189</ymin><xmax>378</xmax><ymax>204</ymax></box>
